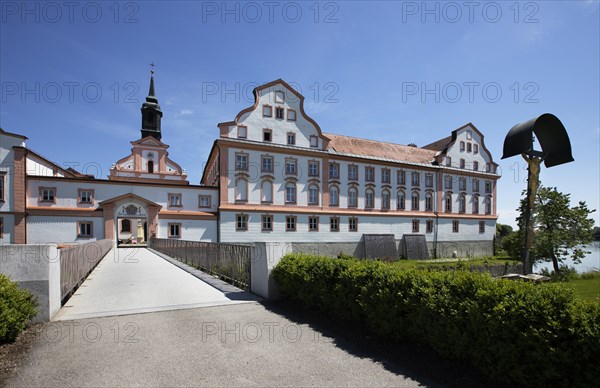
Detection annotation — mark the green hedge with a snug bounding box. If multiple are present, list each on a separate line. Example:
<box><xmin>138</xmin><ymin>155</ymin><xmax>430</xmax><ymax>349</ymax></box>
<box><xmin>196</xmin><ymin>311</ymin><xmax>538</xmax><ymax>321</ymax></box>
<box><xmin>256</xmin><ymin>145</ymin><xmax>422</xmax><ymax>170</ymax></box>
<box><xmin>271</xmin><ymin>254</ymin><xmax>600</xmax><ymax>387</ymax></box>
<box><xmin>0</xmin><ymin>274</ymin><xmax>38</xmax><ymax>343</ymax></box>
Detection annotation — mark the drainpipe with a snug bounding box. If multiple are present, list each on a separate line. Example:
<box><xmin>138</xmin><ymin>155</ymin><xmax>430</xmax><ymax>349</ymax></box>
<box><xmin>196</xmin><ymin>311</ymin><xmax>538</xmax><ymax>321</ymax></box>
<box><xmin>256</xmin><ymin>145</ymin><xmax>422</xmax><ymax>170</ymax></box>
<box><xmin>215</xmin><ymin>143</ymin><xmax>221</xmax><ymax>244</ymax></box>
<box><xmin>433</xmin><ymin>168</ymin><xmax>439</xmax><ymax>258</ymax></box>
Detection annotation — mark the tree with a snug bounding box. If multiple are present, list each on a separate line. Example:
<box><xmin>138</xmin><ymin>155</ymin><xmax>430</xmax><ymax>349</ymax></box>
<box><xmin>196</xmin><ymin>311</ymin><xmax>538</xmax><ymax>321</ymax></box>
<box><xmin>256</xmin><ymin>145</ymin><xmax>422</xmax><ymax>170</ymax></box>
<box><xmin>504</xmin><ymin>186</ymin><xmax>596</xmax><ymax>273</ymax></box>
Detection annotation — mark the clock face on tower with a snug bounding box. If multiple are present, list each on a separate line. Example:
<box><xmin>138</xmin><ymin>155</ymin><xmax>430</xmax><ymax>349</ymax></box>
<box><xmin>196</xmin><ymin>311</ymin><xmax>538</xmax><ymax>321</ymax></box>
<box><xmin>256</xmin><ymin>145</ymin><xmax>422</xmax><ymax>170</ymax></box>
<box><xmin>147</xmin><ymin>152</ymin><xmax>155</xmax><ymax>160</ymax></box>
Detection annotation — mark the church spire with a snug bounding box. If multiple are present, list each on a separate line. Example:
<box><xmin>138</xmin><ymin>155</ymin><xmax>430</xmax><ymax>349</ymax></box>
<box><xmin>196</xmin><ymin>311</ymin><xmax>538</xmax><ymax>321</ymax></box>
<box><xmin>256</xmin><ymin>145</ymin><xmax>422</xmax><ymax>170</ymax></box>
<box><xmin>140</xmin><ymin>63</ymin><xmax>162</xmax><ymax>140</ymax></box>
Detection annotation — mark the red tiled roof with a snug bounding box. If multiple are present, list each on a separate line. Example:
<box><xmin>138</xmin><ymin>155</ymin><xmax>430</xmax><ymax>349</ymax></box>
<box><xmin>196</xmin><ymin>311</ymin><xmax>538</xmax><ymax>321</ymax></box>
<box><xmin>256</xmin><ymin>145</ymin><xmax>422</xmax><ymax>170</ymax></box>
<box><xmin>422</xmin><ymin>135</ymin><xmax>452</xmax><ymax>151</ymax></box>
<box><xmin>325</xmin><ymin>133</ymin><xmax>437</xmax><ymax>164</ymax></box>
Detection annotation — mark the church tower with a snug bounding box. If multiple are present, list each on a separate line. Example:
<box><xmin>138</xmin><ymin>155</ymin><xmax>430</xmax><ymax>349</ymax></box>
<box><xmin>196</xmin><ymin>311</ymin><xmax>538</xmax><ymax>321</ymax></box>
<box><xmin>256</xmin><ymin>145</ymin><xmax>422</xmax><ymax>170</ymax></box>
<box><xmin>140</xmin><ymin>65</ymin><xmax>163</xmax><ymax>141</ymax></box>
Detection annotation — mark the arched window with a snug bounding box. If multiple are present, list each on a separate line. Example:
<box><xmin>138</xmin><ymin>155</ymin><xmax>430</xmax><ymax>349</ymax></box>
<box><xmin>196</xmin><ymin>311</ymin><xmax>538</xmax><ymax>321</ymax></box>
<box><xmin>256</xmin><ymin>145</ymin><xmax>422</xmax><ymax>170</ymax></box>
<box><xmin>445</xmin><ymin>193</ymin><xmax>453</xmax><ymax>213</ymax></box>
<box><xmin>459</xmin><ymin>194</ymin><xmax>466</xmax><ymax>213</ymax></box>
<box><xmin>308</xmin><ymin>184</ymin><xmax>319</xmax><ymax>205</ymax></box>
<box><xmin>485</xmin><ymin>197</ymin><xmax>492</xmax><ymax>214</ymax></box>
<box><xmin>348</xmin><ymin>187</ymin><xmax>358</xmax><ymax>208</ymax></box>
<box><xmin>381</xmin><ymin>189</ymin><xmax>390</xmax><ymax>209</ymax></box>
<box><xmin>147</xmin><ymin>160</ymin><xmax>154</xmax><ymax>173</ymax></box>
<box><xmin>285</xmin><ymin>182</ymin><xmax>296</xmax><ymax>204</ymax></box>
<box><xmin>329</xmin><ymin>186</ymin><xmax>339</xmax><ymax>206</ymax></box>
<box><xmin>425</xmin><ymin>192</ymin><xmax>433</xmax><ymax>211</ymax></box>
<box><xmin>235</xmin><ymin>178</ymin><xmax>248</xmax><ymax>202</ymax></box>
<box><xmin>411</xmin><ymin>191</ymin><xmax>419</xmax><ymax>211</ymax></box>
<box><xmin>261</xmin><ymin>180</ymin><xmax>273</xmax><ymax>203</ymax></box>
<box><xmin>121</xmin><ymin>219</ymin><xmax>131</xmax><ymax>233</ymax></box>
<box><xmin>365</xmin><ymin>188</ymin><xmax>374</xmax><ymax>209</ymax></box>
<box><xmin>397</xmin><ymin>190</ymin><xmax>405</xmax><ymax>210</ymax></box>
<box><xmin>472</xmin><ymin>195</ymin><xmax>479</xmax><ymax>214</ymax></box>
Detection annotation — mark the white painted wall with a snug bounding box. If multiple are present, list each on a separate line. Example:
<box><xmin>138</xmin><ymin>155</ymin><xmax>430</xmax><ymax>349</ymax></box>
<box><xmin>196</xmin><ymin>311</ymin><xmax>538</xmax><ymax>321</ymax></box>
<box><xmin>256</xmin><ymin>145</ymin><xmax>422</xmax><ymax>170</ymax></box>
<box><xmin>27</xmin><ymin>216</ymin><xmax>105</xmax><ymax>244</ymax></box>
<box><xmin>0</xmin><ymin>214</ymin><xmax>15</xmax><ymax>244</ymax></box>
<box><xmin>157</xmin><ymin>218</ymin><xmax>217</xmax><ymax>241</ymax></box>
<box><xmin>219</xmin><ymin>211</ymin><xmax>495</xmax><ymax>243</ymax></box>
<box><xmin>26</xmin><ymin>154</ymin><xmax>65</xmax><ymax>177</ymax></box>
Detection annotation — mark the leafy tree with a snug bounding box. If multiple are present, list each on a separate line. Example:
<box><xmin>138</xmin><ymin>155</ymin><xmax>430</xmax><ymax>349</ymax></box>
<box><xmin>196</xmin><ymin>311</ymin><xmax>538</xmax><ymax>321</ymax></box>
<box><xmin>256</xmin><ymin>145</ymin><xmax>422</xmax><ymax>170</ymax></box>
<box><xmin>504</xmin><ymin>186</ymin><xmax>595</xmax><ymax>273</ymax></box>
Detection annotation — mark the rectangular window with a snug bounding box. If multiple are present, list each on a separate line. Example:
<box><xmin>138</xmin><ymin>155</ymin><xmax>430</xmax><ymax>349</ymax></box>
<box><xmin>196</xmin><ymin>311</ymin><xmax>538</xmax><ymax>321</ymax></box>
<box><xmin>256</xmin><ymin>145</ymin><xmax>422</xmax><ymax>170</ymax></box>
<box><xmin>348</xmin><ymin>165</ymin><xmax>358</xmax><ymax>181</ymax></box>
<box><xmin>0</xmin><ymin>217</ymin><xmax>3</xmax><ymax>238</ymax></box>
<box><xmin>467</xmin><ymin>143</ymin><xmax>472</xmax><ymax>153</ymax></box>
<box><xmin>460</xmin><ymin>141</ymin><xmax>465</xmax><ymax>151</ymax></box>
<box><xmin>479</xmin><ymin>221</ymin><xmax>485</xmax><ymax>234</ymax></box>
<box><xmin>78</xmin><ymin>189</ymin><xmax>93</xmax><ymax>204</ymax></box>
<box><xmin>485</xmin><ymin>181</ymin><xmax>492</xmax><ymax>194</ymax></box>
<box><xmin>275</xmin><ymin>91</ymin><xmax>285</xmax><ymax>103</ymax></box>
<box><xmin>235</xmin><ymin>153</ymin><xmax>248</xmax><ymax>171</ymax></box>
<box><xmin>0</xmin><ymin>174</ymin><xmax>4</xmax><ymax>201</ymax></box>
<box><xmin>329</xmin><ymin>162</ymin><xmax>339</xmax><ymax>179</ymax></box>
<box><xmin>262</xmin><ymin>105</ymin><xmax>272</xmax><ymax>117</ymax></box>
<box><xmin>286</xmin><ymin>159</ymin><xmax>297</xmax><ymax>175</ymax></box>
<box><xmin>236</xmin><ymin>214</ymin><xmax>248</xmax><ymax>231</ymax></box>
<box><xmin>486</xmin><ymin>163</ymin><xmax>492</xmax><ymax>173</ymax></box>
<box><xmin>237</xmin><ymin>126</ymin><xmax>247</xmax><ymax>139</ymax></box>
<box><xmin>459</xmin><ymin>177</ymin><xmax>466</xmax><ymax>191</ymax></box>
<box><xmin>168</xmin><ymin>223</ymin><xmax>181</xmax><ymax>238</ymax></box>
<box><xmin>473</xmin><ymin>179</ymin><xmax>480</xmax><ymax>192</ymax></box>
<box><xmin>275</xmin><ymin>107</ymin><xmax>284</xmax><ymax>119</ymax></box>
<box><xmin>411</xmin><ymin>172</ymin><xmax>420</xmax><ymax>186</ymax></box>
<box><xmin>445</xmin><ymin>176</ymin><xmax>453</xmax><ymax>190</ymax></box>
<box><xmin>310</xmin><ymin>136</ymin><xmax>319</xmax><ymax>148</ymax></box>
<box><xmin>348</xmin><ymin>217</ymin><xmax>358</xmax><ymax>232</ymax></box>
<box><xmin>348</xmin><ymin>188</ymin><xmax>358</xmax><ymax>207</ymax></box>
<box><xmin>426</xmin><ymin>220</ymin><xmax>433</xmax><ymax>233</ymax></box>
<box><xmin>460</xmin><ymin>158</ymin><xmax>465</xmax><ymax>169</ymax></box>
<box><xmin>308</xmin><ymin>185</ymin><xmax>319</xmax><ymax>205</ymax></box>
<box><xmin>412</xmin><ymin>219</ymin><xmax>419</xmax><ymax>233</ymax></box>
<box><xmin>40</xmin><ymin>187</ymin><xmax>56</xmax><ymax>203</ymax></box>
<box><xmin>425</xmin><ymin>174</ymin><xmax>433</xmax><ymax>188</ymax></box>
<box><xmin>285</xmin><ymin>184</ymin><xmax>296</xmax><ymax>204</ymax></box>
<box><xmin>452</xmin><ymin>220</ymin><xmax>459</xmax><ymax>233</ymax></box>
<box><xmin>330</xmin><ymin>217</ymin><xmax>339</xmax><ymax>232</ymax></box>
<box><xmin>169</xmin><ymin>193</ymin><xmax>182</xmax><ymax>207</ymax></box>
<box><xmin>446</xmin><ymin>157</ymin><xmax>452</xmax><ymax>167</ymax></box>
<box><xmin>263</xmin><ymin>129</ymin><xmax>272</xmax><ymax>142</ymax></box>
<box><xmin>199</xmin><ymin>195</ymin><xmax>211</xmax><ymax>208</ymax></box>
<box><xmin>287</xmin><ymin>109</ymin><xmax>296</xmax><ymax>121</ymax></box>
<box><xmin>285</xmin><ymin>216</ymin><xmax>296</xmax><ymax>231</ymax></box>
<box><xmin>77</xmin><ymin>221</ymin><xmax>93</xmax><ymax>238</ymax></box>
<box><xmin>365</xmin><ymin>167</ymin><xmax>375</xmax><ymax>182</ymax></box>
<box><xmin>474</xmin><ymin>144</ymin><xmax>479</xmax><ymax>154</ymax></box>
<box><xmin>308</xmin><ymin>161</ymin><xmax>319</xmax><ymax>177</ymax></box>
<box><xmin>365</xmin><ymin>190</ymin><xmax>374</xmax><ymax>208</ymax></box>
<box><xmin>397</xmin><ymin>170</ymin><xmax>406</xmax><ymax>185</ymax></box>
<box><xmin>261</xmin><ymin>215</ymin><xmax>273</xmax><ymax>231</ymax></box>
<box><xmin>287</xmin><ymin>132</ymin><xmax>296</xmax><ymax>145</ymax></box>
<box><xmin>261</xmin><ymin>156</ymin><xmax>274</xmax><ymax>173</ymax></box>
<box><xmin>308</xmin><ymin>216</ymin><xmax>319</xmax><ymax>231</ymax></box>
<box><xmin>425</xmin><ymin>194</ymin><xmax>432</xmax><ymax>211</ymax></box>
<box><xmin>473</xmin><ymin>161</ymin><xmax>479</xmax><ymax>171</ymax></box>
<box><xmin>382</xmin><ymin>169</ymin><xmax>391</xmax><ymax>184</ymax></box>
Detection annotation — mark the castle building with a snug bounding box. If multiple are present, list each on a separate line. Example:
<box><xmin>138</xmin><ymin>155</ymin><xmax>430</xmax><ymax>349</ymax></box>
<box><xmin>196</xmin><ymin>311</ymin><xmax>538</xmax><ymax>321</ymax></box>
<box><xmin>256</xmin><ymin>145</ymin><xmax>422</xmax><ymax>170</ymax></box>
<box><xmin>0</xmin><ymin>75</ymin><xmax>499</xmax><ymax>257</ymax></box>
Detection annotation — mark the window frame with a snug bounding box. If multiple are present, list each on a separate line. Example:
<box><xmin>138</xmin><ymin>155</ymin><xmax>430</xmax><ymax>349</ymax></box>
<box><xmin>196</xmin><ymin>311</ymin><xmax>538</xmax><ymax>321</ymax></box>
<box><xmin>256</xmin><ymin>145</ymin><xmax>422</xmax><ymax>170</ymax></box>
<box><xmin>286</xmin><ymin>132</ymin><xmax>296</xmax><ymax>145</ymax></box>
<box><xmin>426</xmin><ymin>220</ymin><xmax>433</xmax><ymax>233</ymax></box>
<box><xmin>397</xmin><ymin>170</ymin><xmax>406</xmax><ymax>185</ymax></box>
<box><xmin>261</xmin><ymin>214</ymin><xmax>273</xmax><ymax>231</ymax></box>
<box><xmin>309</xmin><ymin>135</ymin><xmax>319</xmax><ymax>148</ymax></box>
<box><xmin>285</xmin><ymin>216</ymin><xmax>297</xmax><ymax>232</ymax></box>
<box><xmin>329</xmin><ymin>185</ymin><xmax>339</xmax><ymax>207</ymax></box>
<box><xmin>365</xmin><ymin>188</ymin><xmax>375</xmax><ymax>209</ymax></box>
<box><xmin>412</xmin><ymin>219</ymin><xmax>419</xmax><ymax>233</ymax></box>
<box><xmin>365</xmin><ymin>166</ymin><xmax>375</xmax><ymax>182</ymax></box>
<box><xmin>275</xmin><ymin>107</ymin><xmax>285</xmax><ymax>120</ymax></box>
<box><xmin>308</xmin><ymin>216</ymin><xmax>319</xmax><ymax>232</ymax></box>
<box><xmin>452</xmin><ymin>220</ymin><xmax>460</xmax><ymax>233</ymax></box>
<box><xmin>235</xmin><ymin>153</ymin><xmax>249</xmax><ymax>171</ymax></box>
<box><xmin>329</xmin><ymin>216</ymin><xmax>340</xmax><ymax>232</ymax></box>
<box><xmin>348</xmin><ymin>217</ymin><xmax>358</xmax><ymax>232</ymax></box>
<box><xmin>308</xmin><ymin>160</ymin><xmax>319</xmax><ymax>177</ymax></box>
<box><xmin>198</xmin><ymin>195</ymin><xmax>211</xmax><ymax>208</ymax></box>
<box><xmin>397</xmin><ymin>190</ymin><xmax>405</xmax><ymax>210</ymax></box>
<box><xmin>168</xmin><ymin>222</ymin><xmax>182</xmax><ymax>238</ymax></box>
<box><xmin>286</xmin><ymin>109</ymin><xmax>297</xmax><ymax>121</ymax></box>
<box><xmin>261</xmin><ymin>155</ymin><xmax>274</xmax><ymax>173</ymax></box>
<box><xmin>348</xmin><ymin>164</ymin><xmax>358</xmax><ymax>181</ymax></box>
<box><xmin>39</xmin><ymin>187</ymin><xmax>57</xmax><ymax>203</ymax></box>
<box><xmin>262</xmin><ymin>104</ymin><xmax>273</xmax><ymax>118</ymax></box>
<box><xmin>329</xmin><ymin>162</ymin><xmax>340</xmax><ymax>179</ymax></box>
<box><xmin>308</xmin><ymin>184</ymin><xmax>320</xmax><ymax>206</ymax></box>
<box><xmin>262</xmin><ymin>128</ymin><xmax>273</xmax><ymax>142</ymax></box>
<box><xmin>382</xmin><ymin>168</ymin><xmax>391</xmax><ymax>184</ymax></box>
<box><xmin>77</xmin><ymin>221</ymin><xmax>93</xmax><ymax>238</ymax></box>
<box><xmin>479</xmin><ymin>221</ymin><xmax>485</xmax><ymax>234</ymax></box>
<box><xmin>411</xmin><ymin>191</ymin><xmax>419</xmax><ymax>211</ymax></box>
<box><xmin>348</xmin><ymin>187</ymin><xmax>358</xmax><ymax>208</ymax></box>
<box><xmin>285</xmin><ymin>158</ymin><xmax>298</xmax><ymax>176</ymax></box>
<box><xmin>0</xmin><ymin>173</ymin><xmax>5</xmax><ymax>202</ymax></box>
<box><xmin>285</xmin><ymin>182</ymin><xmax>297</xmax><ymax>204</ymax></box>
<box><xmin>168</xmin><ymin>193</ymin><xmax>183</xmax><ymax>208</ymax></box>
<box><xmin>237</xmin><ymin>125</ymin><xmax>247</xmax><ymax>139</ymax></box>
<box><xmin>78</xmin><ymin>189</ymin><xmax>94</xmax><ymax>205</ymax></box>
<box><xmin>235</xmin><ymin>214</ymin><xmax>248</xmax><ymax>231</ymax></box>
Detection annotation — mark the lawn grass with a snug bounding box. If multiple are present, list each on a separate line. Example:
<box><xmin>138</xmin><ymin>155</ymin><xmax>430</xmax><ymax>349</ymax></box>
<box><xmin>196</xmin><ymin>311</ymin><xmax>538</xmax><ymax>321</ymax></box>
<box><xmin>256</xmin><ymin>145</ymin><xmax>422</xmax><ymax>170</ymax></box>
<box><xmin>569</xmin><ymin>276</ymin><xmax>600</xmax><ymax>304</ymax></box>
<box><xmin>390</xmin><ymin>256</ymin><xmax>521</xmax><ymax>269</ymax></box>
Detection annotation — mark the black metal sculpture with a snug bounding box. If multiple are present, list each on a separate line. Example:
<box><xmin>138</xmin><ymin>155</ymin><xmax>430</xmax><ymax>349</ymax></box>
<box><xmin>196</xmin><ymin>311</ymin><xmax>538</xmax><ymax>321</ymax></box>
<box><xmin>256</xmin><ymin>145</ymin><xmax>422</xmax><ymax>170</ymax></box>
<box><xmin>502</xmin><ymin>113</ymin><xmax>574</xmax><ymax>274</ymax></box>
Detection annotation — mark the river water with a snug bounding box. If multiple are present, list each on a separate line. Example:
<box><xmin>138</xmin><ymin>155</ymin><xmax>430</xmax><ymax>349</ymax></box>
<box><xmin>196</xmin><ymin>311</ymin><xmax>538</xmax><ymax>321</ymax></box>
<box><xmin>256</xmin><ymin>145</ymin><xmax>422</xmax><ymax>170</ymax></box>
<box><xmin>533</xmin><ymin>243</ymin><xmax>600</xmax><ymax>273</ymax></box>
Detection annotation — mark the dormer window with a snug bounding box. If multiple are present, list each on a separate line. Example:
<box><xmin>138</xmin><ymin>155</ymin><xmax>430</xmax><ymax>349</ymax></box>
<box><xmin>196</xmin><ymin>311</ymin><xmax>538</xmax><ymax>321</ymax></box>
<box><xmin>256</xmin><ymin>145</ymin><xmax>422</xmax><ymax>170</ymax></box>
<box><xmin>262</xmin><ymin>105</ymin><xmax>272</xmax><ymax>117</ymax></box>
<box><xmin>310</xmin><ymin>136</ymin><xmax>318</xmax><ymax>148</ymax></box>
<box><xmin>275</xmin><ymin>91</ymin><xmax>284</xmax><ymax>103</ymax></box>
<box><xmin>237</xmin><ymin>126</ymin><xmax>247</xmax><ymax>139</ymax></box>
<box><xmin>263</xmin><ymin>129</ymin><xmax>272</xmax><ymax>142</ymax></box>
<box><xmin>275</xmin><ymin>107</ymin><xmax>284</xmax><ymax>119</ymax></box>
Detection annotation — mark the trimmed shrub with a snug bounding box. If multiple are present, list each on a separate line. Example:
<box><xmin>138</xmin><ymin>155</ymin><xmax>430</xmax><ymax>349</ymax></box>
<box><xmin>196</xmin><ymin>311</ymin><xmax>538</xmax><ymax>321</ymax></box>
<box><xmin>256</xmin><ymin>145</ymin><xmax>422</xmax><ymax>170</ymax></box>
<box><xmin>271</xmin><ymin>254</ymin><xmax>600</xmax><ymax>387</ymax></box>
<box><xmin>0</xmin><ymin>274</ymin><xmax>38</xmax><ymax>343</ymax></box>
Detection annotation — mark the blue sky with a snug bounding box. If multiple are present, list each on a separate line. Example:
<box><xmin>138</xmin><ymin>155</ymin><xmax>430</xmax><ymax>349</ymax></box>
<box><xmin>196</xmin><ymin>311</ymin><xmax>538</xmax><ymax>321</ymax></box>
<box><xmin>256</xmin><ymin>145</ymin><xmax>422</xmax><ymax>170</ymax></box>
<box><xmin>1</xmin><ymin>0</ymin><xmax>598</xmax><ymax>228</ymax></box>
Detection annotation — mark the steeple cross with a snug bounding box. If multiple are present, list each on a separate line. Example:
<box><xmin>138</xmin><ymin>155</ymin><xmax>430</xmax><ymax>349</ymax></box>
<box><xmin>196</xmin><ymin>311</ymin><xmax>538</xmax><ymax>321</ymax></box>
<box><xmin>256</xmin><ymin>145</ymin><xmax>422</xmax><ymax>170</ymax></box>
<box><xmin>150</xmin><ymin>62</ymin><xmax>155</xmax><ymax>75</ymax></box>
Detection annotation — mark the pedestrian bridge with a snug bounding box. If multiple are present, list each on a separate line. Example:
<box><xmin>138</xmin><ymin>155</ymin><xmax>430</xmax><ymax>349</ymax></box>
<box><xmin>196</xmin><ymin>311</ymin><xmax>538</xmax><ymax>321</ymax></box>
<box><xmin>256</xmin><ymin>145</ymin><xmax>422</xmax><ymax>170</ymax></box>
<box><xmin>54</xmin><ymin>248</ymin><xmax>260</xmax><ymax>321</ymax></box>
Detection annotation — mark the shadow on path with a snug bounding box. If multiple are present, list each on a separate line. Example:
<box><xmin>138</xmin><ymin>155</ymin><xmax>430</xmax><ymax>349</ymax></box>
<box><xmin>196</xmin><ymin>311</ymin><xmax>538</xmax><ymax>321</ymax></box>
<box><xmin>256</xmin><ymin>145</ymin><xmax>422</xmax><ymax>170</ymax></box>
<box><xmin>261</xmin><ymin>300</ymin><xmax>517</xmax><ymax>388</ymax></box>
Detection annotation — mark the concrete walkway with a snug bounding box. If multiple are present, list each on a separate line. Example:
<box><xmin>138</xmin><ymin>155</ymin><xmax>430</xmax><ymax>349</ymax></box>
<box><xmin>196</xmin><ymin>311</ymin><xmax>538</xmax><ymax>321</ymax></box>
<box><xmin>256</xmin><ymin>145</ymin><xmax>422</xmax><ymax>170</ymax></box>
<box><xmin>54</xmin><ymin>248</ymin><xmax>258</xmax><ymax>321</ymax></box>
<box><xmin>5</xmin><ymin>304</ymin><xmax>425</xmax><ymax>387</ymax></box>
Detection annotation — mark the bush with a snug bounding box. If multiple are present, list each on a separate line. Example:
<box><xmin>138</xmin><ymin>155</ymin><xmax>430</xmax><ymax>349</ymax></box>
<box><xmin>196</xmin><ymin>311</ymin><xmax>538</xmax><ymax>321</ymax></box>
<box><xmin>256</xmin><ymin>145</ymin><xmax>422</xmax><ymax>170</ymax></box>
<box><xmin>0</xmin><ymin>274</ymin><xmax>38</xmax><ymax>343</ymax></box>
<box><xmin>271</xmin><ymin>254</ymin><xmax>600</xmax><ymax>387</ymax></box>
